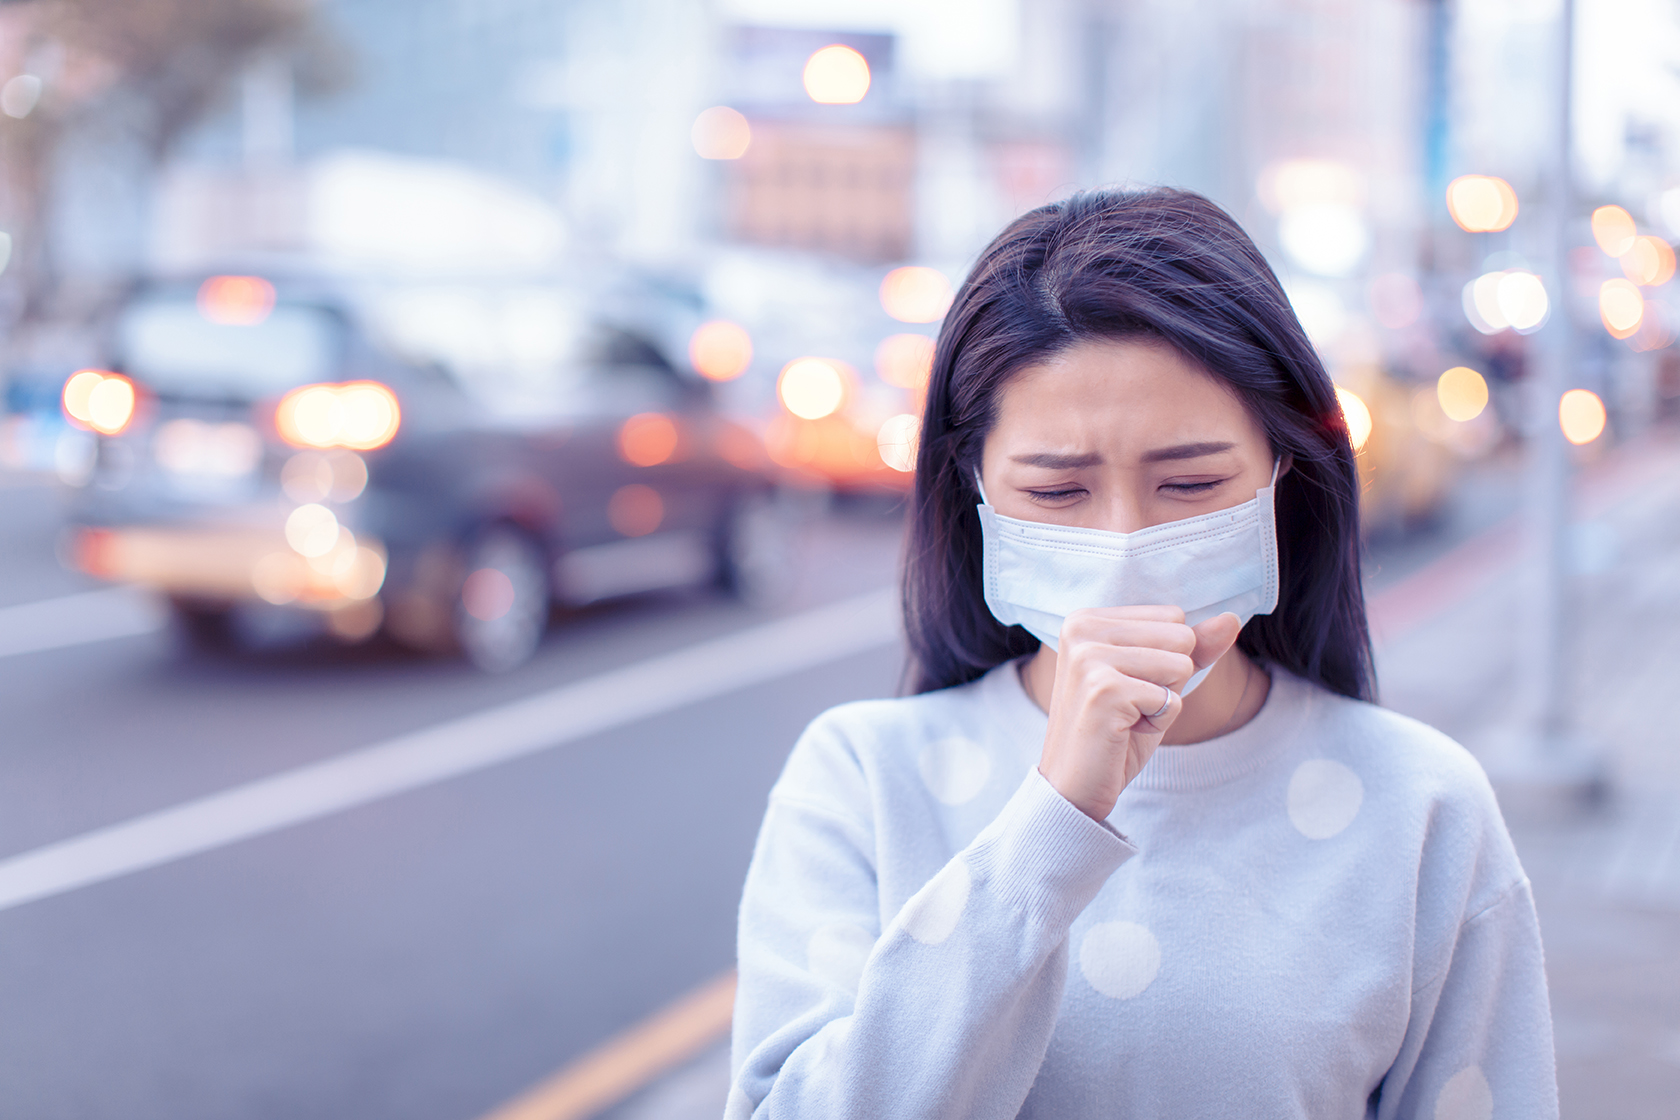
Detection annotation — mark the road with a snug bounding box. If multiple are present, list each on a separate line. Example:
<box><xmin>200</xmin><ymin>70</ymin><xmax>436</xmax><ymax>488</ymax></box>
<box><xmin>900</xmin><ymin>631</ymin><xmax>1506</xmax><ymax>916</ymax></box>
<box><xmin>2</xmin><ymin>442</ymin><xmax>1669</xmax><ymax>1120</ymax></box>
<box><xmin>0</xmin><ymin>476</ymin><xmax>906</xmax><ymax>1120</ymax></box>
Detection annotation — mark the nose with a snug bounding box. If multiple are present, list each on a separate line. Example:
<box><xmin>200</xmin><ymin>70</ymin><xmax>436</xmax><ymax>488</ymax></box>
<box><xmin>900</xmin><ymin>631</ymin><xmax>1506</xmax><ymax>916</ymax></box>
<box><xmin>1095</xmin><ymin>491</ymin><xmax>1149</xmax><ymax>535</ymax></box>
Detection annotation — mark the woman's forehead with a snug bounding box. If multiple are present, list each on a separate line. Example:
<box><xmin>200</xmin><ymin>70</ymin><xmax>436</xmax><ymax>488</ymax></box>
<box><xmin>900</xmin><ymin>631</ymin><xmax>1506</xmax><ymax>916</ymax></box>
<box><xmin>993</xmin><ymin>338</ymin><xmax>1264</xmax><ymax>451</ymax></box>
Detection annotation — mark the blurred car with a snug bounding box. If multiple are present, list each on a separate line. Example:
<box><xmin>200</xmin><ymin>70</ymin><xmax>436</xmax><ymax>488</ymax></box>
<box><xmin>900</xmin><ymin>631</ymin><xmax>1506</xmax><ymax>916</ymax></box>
<box><xmin>1331</xmin><ymin>364</ymin><xmax>1458</xmax><ymax>537</ymax></box>
<box><xmin>60</xmin><ymin>271</ymin><xmax>786</xmax><ymax>670</ymax></box>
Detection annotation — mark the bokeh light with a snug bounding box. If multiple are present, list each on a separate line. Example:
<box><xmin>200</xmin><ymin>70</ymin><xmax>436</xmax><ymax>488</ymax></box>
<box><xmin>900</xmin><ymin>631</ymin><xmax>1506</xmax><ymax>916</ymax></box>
<box><xmin>688</xmin><ymin>320</ymin><xmax>753</xmax><ymax>381</ymax></box>
<box><xmin>618</xmin><ymin>413</ymin><xmax>680</xmax><ymax>467</ymax></box>
<box><xmin>802</xmin><ymin>45</ymin><xmax>870</xmax><ymax>104</ymax></box>
<box><xmin>1335</xmin><ymin>386</ymin><xmax>1373</xmax><ymax>451</ymax></box>
<box><xmin>608</xmin><ymin>484</ymin><xmax>664</xmax><ymax>537</ymax></box>
<box><xmin>1445</xmin><ymin>175</ymin><xmax>1518</xmax><ymax>232</ymax></box>
<box><xmin>1436</xmin><ymin>367</ymin><xmax>1489</xmax><ymax>422</ymax></box>
<box><xmin>285</xmin><ymin>503</ymin><xmax>340</xmax><ymax>558</ymax></box>
<box><xmin>1495</xmin><ymin>271</ymin><xmax>1548</xmax><ymax>333</ymax></box>
<box><xmin>1278</xmin><ymin>204</ymin><xmax>1369</xmax><ymax>277</ymax></box>
<box><xmin>197</xmin><ymin>275</ymin><xmax>276</xmax><ymax>326</ymax></box>
<box><xmin>879</xmin><ymin>267</ymin><xmax>952</xmax><ymax>323</ymax></box>
<box><xmin>276</xmin><ymin>381</ymin><xmax>401</xmax><ymax>451</ymax></box>
<box><xmin>1591</xmin><ymin>205</ymin><xmax>1638</xmax><ymax>256</ymax></box>
<box><xmin>1559</xmin><ymin>389</ymin><xmax>1607</xmax><ymax>445</ymax></box>
<box><xmin>876</xmin><ymin>413</ymin><xmax>920</xmax><ymax>472</ymax></box>
<box><xmin>1620</xmin><ymin>235</ymin><xmax>1676</xmax><ymax>287</ymax></box>
<box><xmin>874</xmin><ymin>334</ymin><xmax>935</xmax><ymax>389</ymax></box>
<box><xmin>62</xmin><ymin>369</ymin><xmax>136</xmax><ymax>436</ymax></box>
<box><xmin>690</xmin><ymin>106</ymin><xmax>751</xmax><ymax>160</ymax></box>
<box><xmin>1599</xmin><ymin>279</ymin><xmax>1645</xmax><ymax>339</ymax></box>
<box><xmin>1463</xmin><ymin>270</ymin><xmax>1547</xmax><ymax>334</ymax></box>
<box><xmin>778</xmin><ymin>358</ymin><xmax>847</xmax><ymax>420</ymax></box>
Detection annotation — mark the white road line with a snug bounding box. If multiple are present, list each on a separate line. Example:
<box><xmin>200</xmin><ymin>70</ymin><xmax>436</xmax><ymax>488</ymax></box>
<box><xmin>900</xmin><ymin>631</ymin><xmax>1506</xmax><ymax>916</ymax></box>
<box><xmin>0</xmin><ymin>586</ymin><xmax>167</xmax><ymax>660</ymax></box>
<box><xmin>0</xmin><ymin>587</ymin><xmax>901</xmax><ymax>914</ymax></box>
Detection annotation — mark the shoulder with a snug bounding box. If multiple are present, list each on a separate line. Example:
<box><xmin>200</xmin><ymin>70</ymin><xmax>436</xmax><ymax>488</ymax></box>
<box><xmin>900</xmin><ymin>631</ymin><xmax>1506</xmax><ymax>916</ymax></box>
<box><xmin>772</xmin><ymin>668</ymin><xmax>1011</xmax><ymax>815</ymax></box>
<box><xmin>1283</xmin><ymin>672</ymin><xmax>1524</xmax><ymax>905</ymax></box>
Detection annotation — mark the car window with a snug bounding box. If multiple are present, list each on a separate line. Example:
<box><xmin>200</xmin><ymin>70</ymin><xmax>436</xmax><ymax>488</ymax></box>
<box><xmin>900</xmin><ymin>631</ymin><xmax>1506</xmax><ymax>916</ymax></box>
<box><xmin>366</xmin><ymin>285</ymin><xmax>688</xmax><ymax>420</ymax></box>
<box><xmin>117</xmin><ymin>300</ymin><xmax>342</xmax><ymax>395</ymax></box>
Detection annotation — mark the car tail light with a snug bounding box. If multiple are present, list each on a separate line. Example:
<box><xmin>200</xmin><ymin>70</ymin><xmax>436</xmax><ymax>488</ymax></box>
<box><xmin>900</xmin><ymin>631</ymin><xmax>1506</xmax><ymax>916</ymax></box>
<box><xmin>62</xmin><ymin>369</ymin><xmax>137</xmax><ymax>436</ymax></box>
<box><xmin>275</xmin><ymin>381</ymin><xmax>401</xmax><ymax>451</ymax></box>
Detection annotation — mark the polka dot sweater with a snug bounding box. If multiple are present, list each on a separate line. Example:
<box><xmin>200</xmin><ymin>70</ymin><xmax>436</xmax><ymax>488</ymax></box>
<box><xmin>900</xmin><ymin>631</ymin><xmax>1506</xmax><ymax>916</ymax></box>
<box><xmin>728</xmin><ymin>661</ymin><xmax>1557</xmax><ymax>1119</ymax></box>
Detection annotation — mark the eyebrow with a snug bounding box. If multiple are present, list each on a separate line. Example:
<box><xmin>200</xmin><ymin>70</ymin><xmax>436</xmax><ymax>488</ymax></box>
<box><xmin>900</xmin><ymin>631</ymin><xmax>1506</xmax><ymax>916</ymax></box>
<box><xmin>1139</xmin><ymin>441</ymin><xmax>1236</xmax><ymax>463</ymax></box>
<box><xmin>1009</xmin><ymin>452</ymin><xmax>1103</xmax><ymax>469</ymax></box>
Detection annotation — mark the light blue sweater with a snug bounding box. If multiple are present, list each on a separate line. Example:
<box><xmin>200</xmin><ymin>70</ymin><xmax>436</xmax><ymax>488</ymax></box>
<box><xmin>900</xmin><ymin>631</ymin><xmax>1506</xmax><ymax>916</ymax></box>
<box><xmin>728</xmin><ymin>661</ymin><xmax>1557</xmax><ymax>1118</ymax></box>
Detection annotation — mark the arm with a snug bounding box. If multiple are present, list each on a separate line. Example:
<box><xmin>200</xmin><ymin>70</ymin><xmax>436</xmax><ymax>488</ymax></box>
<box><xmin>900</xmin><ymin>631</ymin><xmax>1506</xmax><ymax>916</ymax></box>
<box><xmin>1376</xmin><ymin>881</ymin><xmax>1559</xmax><ymax>1120</ymax></box>
<box><xmin>727</xmin><ymin>762</ymin><xmax>1134</xmax><ymax>1120</ymax></box>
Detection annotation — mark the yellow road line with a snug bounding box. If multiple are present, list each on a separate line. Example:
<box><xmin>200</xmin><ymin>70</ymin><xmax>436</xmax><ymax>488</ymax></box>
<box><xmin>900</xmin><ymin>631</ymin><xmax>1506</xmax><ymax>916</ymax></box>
<box><xmin>478</xmin><ymin>971</ymin><xmax>737</xmax><ymax>1120</ymax></box>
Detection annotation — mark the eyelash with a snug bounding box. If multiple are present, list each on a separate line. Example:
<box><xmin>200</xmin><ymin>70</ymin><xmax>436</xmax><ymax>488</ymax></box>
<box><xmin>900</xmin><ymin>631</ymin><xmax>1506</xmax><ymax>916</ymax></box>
<box><xmin>1025</xmin><ymin>479</ymin><xmax>1227</xmax><ymax>503</ymax></box>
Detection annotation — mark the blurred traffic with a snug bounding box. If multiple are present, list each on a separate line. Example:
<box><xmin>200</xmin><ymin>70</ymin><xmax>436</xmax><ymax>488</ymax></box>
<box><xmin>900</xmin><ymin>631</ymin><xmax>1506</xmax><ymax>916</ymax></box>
<box><xmin>1</xmin><ymin>1</ymin><xmax>1677</xmax><ymax>1119</ymax></box>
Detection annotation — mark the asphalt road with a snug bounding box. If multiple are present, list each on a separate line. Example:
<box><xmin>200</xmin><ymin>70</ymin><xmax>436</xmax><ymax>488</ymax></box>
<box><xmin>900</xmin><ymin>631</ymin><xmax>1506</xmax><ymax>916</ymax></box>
<box><xmin>0</xmin><ymin>475</ymin><xmax>906</xmax><ymax>1120</ymax></box>
<box><xmin>0</xmin><ymin>458</ymin><xmax>1535</xmax><ymax>1120</ymax></box>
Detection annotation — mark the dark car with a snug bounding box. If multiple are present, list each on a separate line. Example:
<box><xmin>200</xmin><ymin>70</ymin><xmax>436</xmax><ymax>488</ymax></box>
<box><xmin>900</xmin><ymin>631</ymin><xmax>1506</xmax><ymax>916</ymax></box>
<box><xmin>61</xmin><ymin>270</ymin><xmax>787</xmax><ymax>670</ymax></box>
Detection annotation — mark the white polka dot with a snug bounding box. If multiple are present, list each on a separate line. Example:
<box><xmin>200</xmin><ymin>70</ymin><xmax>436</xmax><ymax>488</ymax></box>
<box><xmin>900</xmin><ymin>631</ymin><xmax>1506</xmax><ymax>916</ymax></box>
<box><xmin>1079</xmin><ymin>920</ymin><xmax>1162</xmax><ymax>999</ymax></box>
<box><xmin>1434</xmin><ymin>1064</ymin><xmax>1492</xmax><ymax>1120</ymax></box>
<box><xmin>900</xmin><ymin>860</ymin><xmax>971</xmax><ymax>945</ymax></box>
<box><xmin>1287</xmin><ymin>758</ymin><xmax>1364</xmax><ymax>839</ymax></box>
<box><xmin>807</xmin><ymin>922</ymin><xmax>875</xmax><ymax>993</ymax></box>
<box><xmin>918</xmin><ymin>736</ymin><xmax>993</xmax><ymax>806</ymax></box>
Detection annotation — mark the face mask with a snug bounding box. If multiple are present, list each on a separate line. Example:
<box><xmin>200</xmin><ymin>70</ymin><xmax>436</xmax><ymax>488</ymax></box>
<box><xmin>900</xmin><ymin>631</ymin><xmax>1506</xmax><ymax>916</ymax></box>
<box><xmin>977</xmin><ymin>462</ymin><xmax>1280</xmax><ymax>695</ymax></box>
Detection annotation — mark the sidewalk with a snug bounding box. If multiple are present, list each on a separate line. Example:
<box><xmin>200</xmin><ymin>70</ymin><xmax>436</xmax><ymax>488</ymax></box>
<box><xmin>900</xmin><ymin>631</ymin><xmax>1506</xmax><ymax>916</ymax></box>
<box><xmin>592</xmin><ymin>429</ymin><xmax>1680</xmax><ymax>1120</ymax></box>
<box><xmin>1379</xmin><ymin>427</ymin><xmax>1680</xmax><ymax>1119</ymax></box>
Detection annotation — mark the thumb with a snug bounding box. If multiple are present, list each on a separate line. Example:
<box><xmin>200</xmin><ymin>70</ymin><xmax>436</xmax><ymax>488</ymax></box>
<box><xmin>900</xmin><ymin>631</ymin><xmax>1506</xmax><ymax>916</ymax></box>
<box><xmin>1190</xmin><ymin>612</ymin><xmax>1243</xmax><ymax>673</ymax></box>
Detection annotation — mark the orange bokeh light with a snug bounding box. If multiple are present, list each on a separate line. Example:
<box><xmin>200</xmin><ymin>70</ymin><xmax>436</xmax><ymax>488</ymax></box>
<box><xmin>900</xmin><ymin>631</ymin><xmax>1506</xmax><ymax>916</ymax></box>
<box><xmin>1620</xmin><ymin>235</ymin><xmax>1676</xmax><ymax>287</ymax></box>
<box><xmin>880</xmin><ymin>267</ymin><xmax>952</xmax><ymax>324</ymax></box>
<box><xmin>1599</xmin><ymin>279</ymin><xmax>1644</xmax><ymax>339</ymax></box>
<box><xmin>1591</xmin><ymin>206</ymin><xmax>1638</xmax><ymax>257</ymax></box>
<box><xmin>1445</xmin><ymin>175</ymin><xmax>1518</xmax><ymax>233</ymax></box>
<box><xmin>608</xmin><ymin>484</ymin><xmax>664</xmax><ymax>537</ymax></box>
<box><xmin>874</xmin><ymin>334</ymin><xmax>935</xmax><ymax>390</ymax></box>
<box><xmin>691</xmin><ymin>106</ymin><xmax>751</xmax><ymax>160</ymax></box>
<box><xmin>1335</xmin><ymin>386</ymin><xmax>1373</xmax><ymax>451</ymax></box>
<box><xmin>778</xmin><ymin>358</ymin><xmax>848</xmax><ymax>420</ymax></box>
<box><xmin>876</xmin><ymin>413</ymin><xmax>920</xmax><ymax>472</ymax></box>
<box><xmin>618</xmin><ymin>412</ymin><xmax>680</xmax><ymax>467</ymax></box>
<box><xmin>197</xmin><ymin>275</ymin><xmax>276</xmax><ymax>326</ymax></box>
<box><xmin>62</xmin><ymin>369</ymin><xmax>136</xmax><ymax>435</ymax></box>
<box><xmin>276</xmin><ymin>381</ymin><xmax>401</xmax><ymax>451</ymax></box>
<box><xmin>802</xmin><ymin>45</ymin><xmax>870</xmax><ymax>104</ymax></box>
<box><xmin>1559</xmin><ymin>389</ymin><xmax>1606</xmax><ymax>445</ymax></box>
<box><xmin>688</xmin><ymin>320</ymin><xmax>753</xmax><ymax>381</ymax></box>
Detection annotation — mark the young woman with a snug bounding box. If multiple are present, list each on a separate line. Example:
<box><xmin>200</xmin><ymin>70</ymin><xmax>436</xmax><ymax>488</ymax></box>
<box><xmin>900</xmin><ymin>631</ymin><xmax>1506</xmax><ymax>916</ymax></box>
<box><xmin>727</xmin><ymin>189</ymin><xmax>1556</xmax><ymax>1119</ymax></box>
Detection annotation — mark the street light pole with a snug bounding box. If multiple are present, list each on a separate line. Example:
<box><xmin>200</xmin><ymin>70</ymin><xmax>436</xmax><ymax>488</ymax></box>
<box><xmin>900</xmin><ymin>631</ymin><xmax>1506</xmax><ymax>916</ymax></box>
<box><xmin>1494</xmin><ymin>0</ymin><xmax>1606</xmax><ymax>809</ymax></box>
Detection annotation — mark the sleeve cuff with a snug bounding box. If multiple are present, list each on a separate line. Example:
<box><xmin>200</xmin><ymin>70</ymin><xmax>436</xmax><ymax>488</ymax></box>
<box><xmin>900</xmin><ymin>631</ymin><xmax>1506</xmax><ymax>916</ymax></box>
<box><xmin>964</xmin><ymin>767</ymin><xmax>1138</xmax><ymax>936</ymax></box>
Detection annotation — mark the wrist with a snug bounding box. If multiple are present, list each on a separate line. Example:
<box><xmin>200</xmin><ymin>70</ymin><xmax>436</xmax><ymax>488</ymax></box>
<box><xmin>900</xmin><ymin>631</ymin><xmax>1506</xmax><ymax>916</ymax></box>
<box><xmin>1036</xmin><ymin>764</ymin><xmax>1118</xmax><ymax>823</ymax></box>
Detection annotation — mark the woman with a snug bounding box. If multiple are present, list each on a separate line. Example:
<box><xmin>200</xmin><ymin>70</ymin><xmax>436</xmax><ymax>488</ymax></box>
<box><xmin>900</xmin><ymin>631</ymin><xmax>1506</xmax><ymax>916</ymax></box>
<box><xmin>727</xmin><ymin>189</ymin><xmax>1556</xmax><ymax>1119</ymax></box>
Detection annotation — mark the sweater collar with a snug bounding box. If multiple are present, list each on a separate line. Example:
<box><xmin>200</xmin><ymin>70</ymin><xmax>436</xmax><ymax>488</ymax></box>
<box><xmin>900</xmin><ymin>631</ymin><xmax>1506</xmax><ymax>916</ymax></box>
<box><xmin>977</xmin><ymin>656</ymin><xmax>1314</xmax><ymax>793</ymax></box>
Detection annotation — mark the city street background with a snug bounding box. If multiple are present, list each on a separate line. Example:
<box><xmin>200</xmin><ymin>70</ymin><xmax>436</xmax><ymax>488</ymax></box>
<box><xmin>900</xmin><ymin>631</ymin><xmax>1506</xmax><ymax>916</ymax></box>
<box><xmin>1</xmin><ymin>0</ymin><xmax>1678</xmax><ymax>1117</ymax></box>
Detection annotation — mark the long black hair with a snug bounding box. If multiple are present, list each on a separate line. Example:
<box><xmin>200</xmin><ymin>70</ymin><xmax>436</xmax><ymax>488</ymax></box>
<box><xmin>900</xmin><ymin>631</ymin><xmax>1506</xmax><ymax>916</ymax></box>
<box><xmin>904</xmin><ymin>187</ymin><xmax>1374</xmax><ymax>701</ymax></box>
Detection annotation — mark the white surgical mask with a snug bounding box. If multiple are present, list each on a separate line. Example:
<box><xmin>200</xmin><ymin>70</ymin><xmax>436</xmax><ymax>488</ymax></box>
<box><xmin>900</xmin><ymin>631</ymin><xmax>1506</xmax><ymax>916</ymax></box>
<box><xmin>977</xmin><ymin>461</ymin><xmax>1280</xmax><ymax>695</ymax></box>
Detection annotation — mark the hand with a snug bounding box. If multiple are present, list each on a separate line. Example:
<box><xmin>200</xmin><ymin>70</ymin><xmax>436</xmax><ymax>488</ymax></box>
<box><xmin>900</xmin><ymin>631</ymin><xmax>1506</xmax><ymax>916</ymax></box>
<box><xmin>1036</xmin><ymin>607</ymin><xmax>1242</xmax><ymax>822</ymax></box>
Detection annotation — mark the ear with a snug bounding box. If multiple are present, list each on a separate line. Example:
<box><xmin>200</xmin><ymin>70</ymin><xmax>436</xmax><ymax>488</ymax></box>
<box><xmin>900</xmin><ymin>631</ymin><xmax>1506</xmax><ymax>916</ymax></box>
<box><xmin>1276</xmin><ymin>453</ymin><xmax>1294</xmax><ymax>480</ymax></box>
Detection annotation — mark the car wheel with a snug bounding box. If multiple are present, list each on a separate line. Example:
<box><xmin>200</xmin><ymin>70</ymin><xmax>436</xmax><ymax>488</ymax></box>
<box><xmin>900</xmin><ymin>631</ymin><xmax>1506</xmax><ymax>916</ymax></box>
<box><xmin>455</xmin><ymin>527</ymin><xmax>550</xmax><ymax>672</ymax></box>
<box><xmin>717</xmin><ymin>490</ymin><xmax>798</xmax><ymax>607</ymax></box>
<box><xmin>168</xmin><ymin>597</ymin><xmax>237</xmax><ymax>654</ymax></box>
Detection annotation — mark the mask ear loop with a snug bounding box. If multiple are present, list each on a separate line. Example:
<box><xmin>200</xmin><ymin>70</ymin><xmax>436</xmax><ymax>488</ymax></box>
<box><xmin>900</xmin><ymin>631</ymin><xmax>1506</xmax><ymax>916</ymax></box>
<box><xmin>974</xmin><ymin>469</ymin><xmax>991</xmax><ymax>506</ymax></box>
<box><xmin>1269</xmin><ymin>457</ymin><xmax>1281</xmax><ymax>487</ymax></box>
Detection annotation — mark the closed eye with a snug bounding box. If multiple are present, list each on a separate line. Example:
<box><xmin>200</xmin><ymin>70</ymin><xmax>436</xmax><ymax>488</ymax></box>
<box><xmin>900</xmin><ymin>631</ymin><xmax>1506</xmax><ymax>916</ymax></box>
<box><xmin>1025</xmin><ymin>487</ymin><xmax>1087</xmax><ymax>503</ymax></box>
<box><xmin>1161</xmin><ymin>480</ymin><xmax>1225</xmax><ymax>494</ymax></box>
